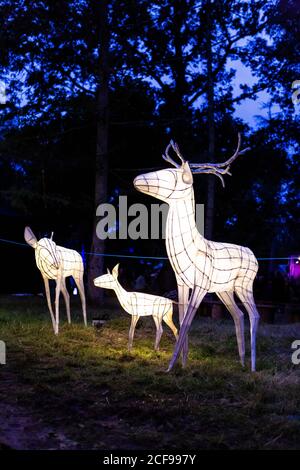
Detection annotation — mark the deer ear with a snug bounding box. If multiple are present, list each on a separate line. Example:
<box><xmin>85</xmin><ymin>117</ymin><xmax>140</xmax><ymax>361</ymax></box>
<box><xmin>112</xmin><ymin>263</ymin><xmax>119</xmax><ymax>278</ymax></box>
<box><xmin>24</xmin><ymin>226</ymin><xmax>38</xmax><ymax>248</ymax></box>
<box><xmin>107</xmin><ymin>268</ymin><xmax>111</xmax><ymax>274</ymax></box>
<box><xmin>182</xmin><ymin>161</ymin><xmax>193</xmax><ymax>185</ymax></box>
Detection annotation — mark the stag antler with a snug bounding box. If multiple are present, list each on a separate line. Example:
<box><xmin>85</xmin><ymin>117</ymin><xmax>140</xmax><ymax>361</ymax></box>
<box><xmin>189</xmin><ymin>133</ymin><xmax>250</xmax><ymax>187</ymax></box>
<box><xmin>162</xmin><ymin>140</ymin><xmax>185</xmax><ymax>168</ymax></box>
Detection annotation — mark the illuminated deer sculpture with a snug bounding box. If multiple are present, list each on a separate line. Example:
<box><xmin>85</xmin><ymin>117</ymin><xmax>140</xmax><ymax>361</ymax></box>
<box><xmin>134</xmin><ymin>134</ymin><xmax>260</xmax><ymax>371</ymax></box>
<box><xmin>94</xmin><ymin>264</ymin><xmax>178</xmax><ymax>350</ymax></box>
<box><xmin>24</xmin><ymin>227</ymin><xmax>87</xmax><ymax>334</ymax></box>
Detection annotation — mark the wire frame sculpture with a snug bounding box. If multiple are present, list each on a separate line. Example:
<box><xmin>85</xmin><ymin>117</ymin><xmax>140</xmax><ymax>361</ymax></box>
<box><xmin>94</xmin><ymin>264</ymin><xmax>178</xmax><ymax>350</ymax></box>
<box><xmin>134</xmin><ymin>134</ymin><xmax>260</xmax><ymax>371</ymax></box>
<box><xmin>24</xmin><ymin>227</ymin><xmax>87</xmax><ymax>334</ymax></box>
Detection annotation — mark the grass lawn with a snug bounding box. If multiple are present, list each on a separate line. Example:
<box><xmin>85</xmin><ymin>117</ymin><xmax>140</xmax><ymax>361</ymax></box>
<box><xmin>0</xmin><ymin>294</ymin><xmax>299</xmax><ymax>450</ymax></box>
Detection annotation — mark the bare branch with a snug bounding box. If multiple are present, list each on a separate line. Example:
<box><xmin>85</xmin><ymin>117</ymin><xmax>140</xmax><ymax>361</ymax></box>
<box><xmin>124</xmin><ymin>40</ymin><xmax>168</xmax><ymax>92</ymax></box>
<box><xmin>63</xmin><ymin>72</ymin><xmax>96</xmax><ymax>97</ymax></box>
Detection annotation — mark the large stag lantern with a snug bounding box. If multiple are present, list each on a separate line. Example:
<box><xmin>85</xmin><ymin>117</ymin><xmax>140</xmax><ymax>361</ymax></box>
<box><xmin>134</xmin><ymin>134</ymin><xmax>260</xmax><ymax>371</ymax></box>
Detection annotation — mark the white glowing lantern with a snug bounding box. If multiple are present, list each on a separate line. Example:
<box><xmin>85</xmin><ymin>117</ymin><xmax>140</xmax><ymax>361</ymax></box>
<box><xmin>94</xmin><ymin>264</ymin><xmax>178</xmax><ymax>350</ymax></box>
<box><xmin>24</xmin><ymin>226</ymin><xmax>87</xmax><ymax>334</ymax></box>
<box><xmin>134</xmin><ymin>135</ymin><xmax>260</xmax><ymax>372</ymax></box>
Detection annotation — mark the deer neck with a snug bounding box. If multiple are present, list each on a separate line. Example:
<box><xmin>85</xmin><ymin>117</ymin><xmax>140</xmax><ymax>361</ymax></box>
<box><xmin>165</xmin><ymin>188</ymin><xmax>207</xmax><ymax>256</ymax></box>
<box><xmin>113</xmin><ymin>279</ymin><xmax>129</xmax><ymax>309</ymax></box>
<box><xmin>35</xmin><ymin>247</ymin><xmax>59</xmax><ymax>278</ymax></box>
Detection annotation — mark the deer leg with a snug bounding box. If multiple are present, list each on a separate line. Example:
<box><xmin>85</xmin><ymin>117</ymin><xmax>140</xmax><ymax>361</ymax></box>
<box><xmin>128</xmin><ymin>315</ymin><xmax>139</xmax><ymax>350</ymax></box>
<box><xmin>42</xmin><ymin>276</ymin><xmax>56</xmax><ymax>333</ymax></box>
<box><xmin>60</xmin><ymin>277</ymin><xmax>71</xmax><ymax>324</ymax></box>
<box><xmin>162</xmin><ymin>307</ymin><xmax>178</xmax><ymax>340</ymax></box>
<box><xmin>54</xmin><ymin>275</ymin><xmax>62</xmax><ymax>335</ymax></box>
<box><xmin>153</xmin><ymin>315</ymin><xmax>163</xmax><ymax>351</ymax></box>
<box><xmin>235</xmin><ymin>286</ymin><xmax>260</xmax><ymax>372</ymax></box>
<box><xmin>74</xmin><ymin>275</ymin><xmax>87</xmax><ymax>327</ymax></box>
<box><xmin>216</xmin><ymin>291</ymin><xmax>245</xmax><ymax>367</ymax></box>
<box><xmin>177</xmin><ymin>283</ymin><xmax>190</xmax><ymax>366</ymax></box>
<box><xmin>168</xmin><ymin>286</ymin><xmax>206</xmax><ymax>372</ymax></box>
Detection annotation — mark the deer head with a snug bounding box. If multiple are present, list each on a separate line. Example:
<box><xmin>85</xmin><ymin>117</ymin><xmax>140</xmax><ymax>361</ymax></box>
<box><xmin>133</xmin><ymin>134</ymin><xmax>249</xmax><ymax>202</ymax></box>
<box><xmin>93</xmin><ymin>264</ymin><xmax>119</xmax><ymax>289</ymax></box>
<box><xmin>133</xmin><ymin>141</ymin><xmax>194</xmax><ymax>203</ymax></box>
<box><xmin>24</xmin><ymin>226</ymin><xmax>60</xmax><ymax>269</ymax></box>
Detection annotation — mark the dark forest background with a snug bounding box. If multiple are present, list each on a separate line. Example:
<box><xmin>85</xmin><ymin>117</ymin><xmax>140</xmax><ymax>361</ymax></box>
<box><xmin>0</xmin><ymin>0</ymin><xmax>299</xmax><ymax>299</ymax></box>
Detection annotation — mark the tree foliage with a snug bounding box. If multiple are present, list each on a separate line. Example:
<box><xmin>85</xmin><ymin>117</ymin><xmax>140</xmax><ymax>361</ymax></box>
<box><xmin>0</xmin><ymin>0</ymin><xmax>299</xmax><ymax>294</ymax></box>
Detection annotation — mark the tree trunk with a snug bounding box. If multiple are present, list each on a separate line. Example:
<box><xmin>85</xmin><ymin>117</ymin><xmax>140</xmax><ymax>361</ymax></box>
<box><xmin>87</xmin><ymin>0</ymin><xmax>109</xmax><ymax>304</ymax></box>
<box><xmin>168</xmin><ymin>0</ymin><xmax>187</xmax><ymax>138</ymax></box>
<box><xmin>204</xmin><ymin>0</ymin><xmax>215</xmax><ymax>240</ymax></box>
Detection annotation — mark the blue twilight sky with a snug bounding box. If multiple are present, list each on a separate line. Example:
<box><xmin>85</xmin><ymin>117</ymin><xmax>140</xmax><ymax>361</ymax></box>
<box><xmin>230</xmin><ymin>59</ymin><xmax>276</xmax><ymax>127</ymax></box>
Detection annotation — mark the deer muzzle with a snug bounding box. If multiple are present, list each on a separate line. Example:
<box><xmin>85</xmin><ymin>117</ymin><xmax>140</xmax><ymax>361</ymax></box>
<box><xmin>133</xmin><ymin>175</ymin><xmax>149</xmax><ymax>194</ymax></box>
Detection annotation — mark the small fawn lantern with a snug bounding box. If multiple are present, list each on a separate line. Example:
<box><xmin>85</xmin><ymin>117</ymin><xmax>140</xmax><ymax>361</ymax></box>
<box><xmin>94</xmin><ymin>264</ymin><xmax>178</xmax><ymax>350</ymax></box>
<box><xmin>24</xmin><ymin>227</ymin><xmax>87</xmax><ymax>334</ymax></box>
<box><xmin>134</xmin><ymin>134</ymin><xmax>260</xmax><ymax>372</ymax></box>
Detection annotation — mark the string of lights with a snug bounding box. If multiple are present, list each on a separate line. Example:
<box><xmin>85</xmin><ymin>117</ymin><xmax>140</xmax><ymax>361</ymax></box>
<box><xmin>0</xmin><ymin>237</ymin><xmax>297</xmax><ymax>262</ymax></box>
